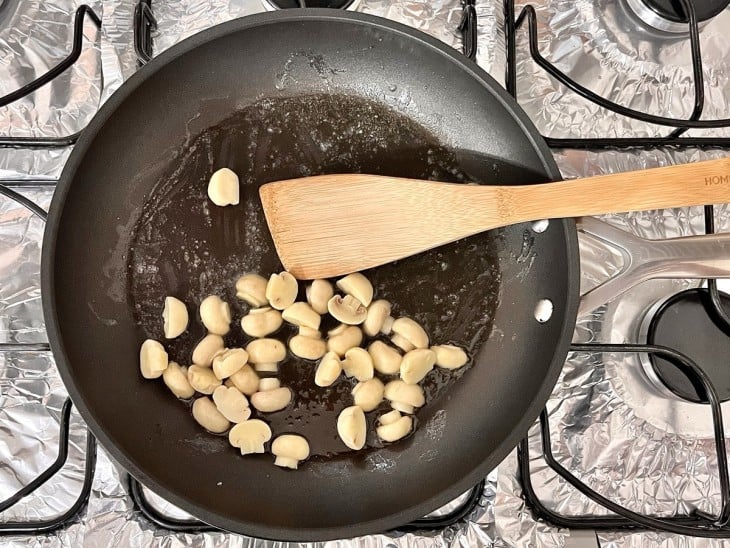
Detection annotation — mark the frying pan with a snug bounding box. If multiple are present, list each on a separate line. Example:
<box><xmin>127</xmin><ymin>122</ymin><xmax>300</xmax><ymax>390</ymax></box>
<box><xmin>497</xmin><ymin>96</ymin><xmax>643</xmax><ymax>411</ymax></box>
<box><xmin>41</xmin><ymin>9</ymin><xmax>579</xmax><ymax>540</ymax></box>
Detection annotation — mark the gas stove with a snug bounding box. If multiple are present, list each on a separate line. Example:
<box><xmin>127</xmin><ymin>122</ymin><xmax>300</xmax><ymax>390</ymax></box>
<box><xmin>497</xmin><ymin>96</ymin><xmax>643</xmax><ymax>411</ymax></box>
<box><xmin>1</xmin><ymin>0</ymin><xmax>730</xmax><ymax>546</ymax></box>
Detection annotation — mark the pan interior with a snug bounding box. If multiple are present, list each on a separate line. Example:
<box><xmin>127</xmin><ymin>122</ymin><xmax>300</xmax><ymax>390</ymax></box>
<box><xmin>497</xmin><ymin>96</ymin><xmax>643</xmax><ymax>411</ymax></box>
<box><xmin>46</xmin><ymin>12</ymin><xmax>574</xmax><ymax>540</ymax></box>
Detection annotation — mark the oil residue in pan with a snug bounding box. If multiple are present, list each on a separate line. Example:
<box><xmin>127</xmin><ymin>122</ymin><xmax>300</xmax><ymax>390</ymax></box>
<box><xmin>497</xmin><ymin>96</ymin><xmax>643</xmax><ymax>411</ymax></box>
<box><xmin>128</xmin><ymin>93</ymin><xmax>501</xmax><ymax>459</ymax></box>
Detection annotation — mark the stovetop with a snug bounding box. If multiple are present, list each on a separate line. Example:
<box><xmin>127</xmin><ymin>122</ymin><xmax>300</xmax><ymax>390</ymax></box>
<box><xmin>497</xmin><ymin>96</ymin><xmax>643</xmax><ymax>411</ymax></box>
<box><xmin>1</xmin><ymin>0</ymin><xmax>730</xmax><ymax>547</ymax></box>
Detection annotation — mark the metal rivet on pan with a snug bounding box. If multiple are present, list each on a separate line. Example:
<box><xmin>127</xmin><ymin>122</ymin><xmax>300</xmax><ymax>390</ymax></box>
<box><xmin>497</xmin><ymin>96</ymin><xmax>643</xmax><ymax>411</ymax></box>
<box><xmin>534</xmin><ymin>299</ymin><xmax>553</xmax><ymax>323</ymax></box>
<box><xmin>531</xmin><ymin>219</ymin><xmax>549</xmax><ymax>233</ymax></box>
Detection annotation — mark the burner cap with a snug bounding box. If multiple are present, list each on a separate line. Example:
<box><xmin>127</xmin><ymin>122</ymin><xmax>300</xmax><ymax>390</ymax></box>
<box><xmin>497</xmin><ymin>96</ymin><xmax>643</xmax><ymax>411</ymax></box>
<box><xmin>262</xmin><ymin>0</ymin><xmax>358</xmax><ymax>8</ymax></box>
<box><xmin>647</xmin><ymin>288</ymin><xmax>730</xmax><ymax>403</ymax></box>
<box><xmin>625</xmin><ymin>0</ymin><xmax>730</xmax><ymax>31</ymax></box>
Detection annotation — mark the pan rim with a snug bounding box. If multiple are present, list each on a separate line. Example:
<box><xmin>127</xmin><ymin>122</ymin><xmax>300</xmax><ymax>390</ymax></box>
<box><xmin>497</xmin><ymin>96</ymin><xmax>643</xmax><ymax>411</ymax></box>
<box><xmin>41</xmin><ymin>8</ymin><xmax>579</xmax><ymax>541</ymax></box>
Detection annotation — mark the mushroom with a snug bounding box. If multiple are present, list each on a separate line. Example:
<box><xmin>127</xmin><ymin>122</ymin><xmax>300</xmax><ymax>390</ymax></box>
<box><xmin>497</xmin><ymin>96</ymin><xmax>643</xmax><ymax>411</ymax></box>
<box><xmin>207</xmin><ymin>167</ymin><xmax>240</xmax><ymax>206</ymax></box>
<box><xmin>376</xmin><ymin>410</ymin><xmax>413</xmax><ymax>442</ymax></box>
<box><xmin>212</xmin><ymin>348</ymin><xmax>249</xmax><ymax>380</ymax></box>
<box><xmin>192</xmin><ymin>334</ymin><xmax>224</xmax><ymax>367</ymax></box>
<box><xmin>228</xmin><ymin>419</ymin><xmax>272</xmax><ymax>455</ymax></box>
<box><xmin>337</xmin><ymin>405</ymin><xmax>367</xmax><ymax>450</ymax></box>
<box><xmin>271</xmin><ymin>434</ymin><xmax>310</xmax><ymax>469</ymax></box>
<box><xmin>251</xmin><ymin>386</ymin><xmax>292</xmax><ymax>413</ymax></box>
<box><xmin>139</xmin><ymin>339</ymin><xmax>168</xmax><ymax>379</ymax></box>
<box><xmin>187</xmin><ymin>365</ymin><xmax>222</xmax><ymax>394</ymax></box>
<box><xmin>289</xmin><ymin>335</ymin><xmax>327</xmax><ymax>360</ymax></box>
<box><xmin>384</xmin><ymin>380</ymin><xmax>425</xmax><ymax>414</ymax></box>
<box><xmin>315</xmin><ymin>351</ymin><xmax>342</xmax><ymax>387</ymax></box>
<box><xmin>266</xmin><ymin>272</ymin><xmax>298</xmax><ymax>310</ymax></box>
<box><xmin>162</xmin><ymin>296</ymin><xmax>188</xmax><ymax>339</ymax></box>
<box><xmin>241</xmin><ymin>307</ymin><xmax>282</xmax><ymax>338</ymax></box>
<box><xmin>258</xmin><ymin>377</ymin><xmax>281</xmax><ymax>391</ymax></box>
<box><xmin>336</xmin><ymin>273</ymin><xmax>374</xmax><ymax>307</ymax></box>
<box><xmin>363</xmin><ymin>299</ymin><xmax>395</xmax><ymax>337</ymax></box>
<box><xmin>282</xmin><ymin>302</ymin><xmax>321</xmax><ymax>330</ymax></box>
<box><xmin>199</xmin><ymin>295</ymin><xmax>231</xmax><ymax>335</ymax></box>
<box><xmin>400</xmin><ymin>348</ymin><xmax>436</xmax><ymax>384</ymax></box>
<box><xmin>327</xmin><ymin>295</ymin><xmax>367</xmax><ymax>325</ymax></box>
<box><xmin>192</xmin><ymin>397</ymin><xmax>230</xmax><ymax>433</ymax></box>
<box><xmin>327</xmin><ymin>324</ymin><xmax>363</xmax><ymax>357</ymax></box>
<box><xmin>245</xmin><ymin>338</ymin><xmax>286</xmax><ymax>373</ymax></box>
<box><xmin>431</xmin><ymin>345</ymin><xmax>469</xmax><ymax>370</ymax></box>
<box><xmin>341</xmin><ymin>347</ymin><xmax>374</xmax><ymax>381</ymax></box>
<box><xmin>227</xmin><ymin>364</ymin><xmax>259</xmax><ymax>396</ymax></box>
<box><xmin>306</xmin><ymin>279</ymin><xmax>333</xmax><ymax>315</ymax></box>
<box><xmin>368</xmin><ymin>341</ymin><xmax>402</xmax><ymax>375</ymax></box>
<box><xmin>390</xmin><ymin>317</ymin><xmax>429</xmax><ymax>352</ymax></box>
<box><xmin>352</xmin><ymin>378</ymin><xmax>385</xmax><ymax>412</ymax></box>
<box><xmin>212</xmin><ymin>385</ymin><xmax>251</xmax><ymax>423</ymax></box>
<box><xmin>162</xmin><ymin>362</ymin><xmax>194</xmax><ymax>399</ymax></box>
<box><xmin>299</xmin><ymin>326</ymin><xmax>321</xmax><ymax>339</ymax></box>
<box><xmin>235</xmin><ymin>273</ymin><xmax>268</xmax><ymax>307</ymax></box>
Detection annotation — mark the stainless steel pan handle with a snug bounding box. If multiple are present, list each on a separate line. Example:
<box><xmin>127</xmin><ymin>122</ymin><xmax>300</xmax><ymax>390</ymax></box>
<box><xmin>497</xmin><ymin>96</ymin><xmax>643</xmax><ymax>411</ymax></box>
<box><xmin>577</xmin><ymin>217</ymin><xmax>730</xmax><ymax>317</ymax></box>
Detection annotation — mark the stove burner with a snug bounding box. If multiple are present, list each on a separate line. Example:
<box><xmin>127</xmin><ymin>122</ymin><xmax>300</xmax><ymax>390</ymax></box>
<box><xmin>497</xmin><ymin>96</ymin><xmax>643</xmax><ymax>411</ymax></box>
<box><xmin>646</xmin><ymin>288</ymin><xmax>730</xmax><ymax>403</ymax></box>
<box><xmin>625</xmin><ymin>0</ymin><xmax>730</xmax><ymax>32</ymax></box>
<box><xmin>262</xmin><ymin>0</ymin><xmax>359</xmax><ymax>9</ymax></box>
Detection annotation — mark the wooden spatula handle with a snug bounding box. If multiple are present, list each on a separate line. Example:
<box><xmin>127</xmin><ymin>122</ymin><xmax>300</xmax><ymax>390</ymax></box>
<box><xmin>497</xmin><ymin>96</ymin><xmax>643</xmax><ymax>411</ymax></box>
<box><xmin>501</xmin><ymin>157</ymin><xmax>730</xmax><ymax>223</ymax></box>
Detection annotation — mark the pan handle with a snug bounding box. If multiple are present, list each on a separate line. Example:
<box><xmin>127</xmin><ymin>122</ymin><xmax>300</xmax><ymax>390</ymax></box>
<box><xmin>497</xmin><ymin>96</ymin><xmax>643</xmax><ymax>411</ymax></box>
<box><xmin>577</xmin><ymin>217</ymin><xmax>730</xmax><ymax>317</ymax></box>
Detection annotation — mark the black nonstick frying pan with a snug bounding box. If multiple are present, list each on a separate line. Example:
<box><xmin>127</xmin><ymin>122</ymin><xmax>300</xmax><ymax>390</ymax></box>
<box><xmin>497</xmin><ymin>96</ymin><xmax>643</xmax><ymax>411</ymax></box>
<box><xmin>41</xmin><ymin>9</ymin><xmax>579</xmax><ymax>541</ymax></box>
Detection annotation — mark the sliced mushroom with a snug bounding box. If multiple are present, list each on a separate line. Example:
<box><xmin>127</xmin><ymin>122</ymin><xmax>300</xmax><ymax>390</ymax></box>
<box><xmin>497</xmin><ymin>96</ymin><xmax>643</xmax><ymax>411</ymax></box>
<box><xmin>315</xmin><ymin>351</ymin><xmax>342</xmax><ymax>387</ymax></box>
<box><xmin>140</xmin><ymin>339</ymin><xmax>168</xmax><ymax>379</ymax></box>
<box><xmin>431</xmin><ymin>345</ymin><xmax>469</xmax><ymax>370</ymax></box>
<box><xmin>266</xmin><ymin>272</ymin><xmax>298</xmax><ymax>310</ymax></box>
<box><xmin>212</xmin><ymin>348</ymin><xmax>249</xmax><ymax>380</ymax></box>
<box><xmin>352</xmin><ymin>377</ymin><xmax>385</xmax><ymax>412</ymax></box>
<box><xmin>363</xmin><ymin>299</ymin><xmax>394</xmax><ymax>337</ymax></box>
<box><xmin>235</xmin><ymin>273</ymin><xmax>268</xmax><ymax>307</ymax></box>
<box><xmin>336</xmin><ymin>273</ymin><xmax>374</xmax><ymax>307</ymax></box>
<box><xmin>337</xmin><ymin>405</ymin><xmax>367</xmax><ymax>450</ymax></box>
<box><xmin>282</xmin><ymin>302</ymin><xmax>321</xmax><ymax>330</ymax></box>
<box><xmin>390</xmin><ymin>317</ymin><xmax>429</xmax><ymax>352</ymax></box>
<box><xmin>241</xmin><ymin>307</ymin><xmax>283</xmax><ymax>338</ymax></box>
<box><xmin>327</xmin><ymin>295</ymin><xmax>367</xmax><ymax>325</ymax></box>
<box><xmin>368</xmin><ymin>341</ymin><xmax>402</xmax><ymax>375</ymax></box>
<box><xmin>227</xmin><ymin>364</ymin><xmax>259</xmax><ymax>396</ymax></box>
<box><xmin>327</xmin><ymin>324</ymin><xmax>363</xmax><ymax>357</ymax></box>
<box><xmin>245</xmin><ymin>338</ymin><xmax>286</xmax><ymax>373</ymax></box>
<box><xmin>207</xmin><ymin>167</ymin><xmax>240</xmax><ymax>206</ymax></box>
<box><xmin>384</xmin><ymin>380</ymin><xmax>425</xmax><ymax>414</ymax></box>
<box><xmin>341</xmin><ymin>347</ymin><xmax>374</xmax><ymax>381</ymax></box>
<box><xmin>192</xmin><ymin>334</ymin><xmax>224</xmax><ymax>367</ymax></box>
<box><xmin>192</xmin><ymin>397</ymin><xmax>230</xmax><ymax>433</ymax></box>
<box><xmin>298</xmin><ymin>326</ymin><xmax>321</xmax><ymax>339</ymax></box>
<box><xmin>212</xmin><ymin>385</ymin><xmax>251</xmax><ymax>423</ymax></box>
<box><xmin>250</xmin><ymin>386</ymin><xmax>292</xmax><ymax>412</ymax></box>
<box><xmin>228</xmin><ymin>419</ymin><xmax>272</xmax><ymax>455</ymax></box>
<box><xmin>258</xmin><ymin>377</ymin><xmax>281</xmax><ymax>391</ymax></box>
<box><xmin>162</xmin><ymin>296</ymin><xmax>189</xmax><ymax>339</ymax></box>
<box><xmin>162</xmin><ymin>362</ymin><xmax>194</xmax><ymax>399</ymax></box>
<box><xmin>376</xmin><ymin>411</ymin><xmax>413</xmax><ymax>442</ymax></box>
<box><xmin>199</xmin><ymin>295</ymin><xmax>231</xmax><ymax>335</ymax></box>
<box><xmin>187</xmin><ymin>365</ymin><xmax>222</xmax><ymax>394</ymax></box>
<box><xmin>306</xmin><ymin>279</ymin><xmax>334</xmax><ymax>315</ymax></box>
<box><xmin>271</xmin><ymin>434</ymin><xmax>310</xmax><ymax>469</ymax></box>
<box><xmin>289</xmin><ymin>335</ymin><xmax>327</xmax><ymax>360</ymax></box>
<box><xmin>400</xmin><ymin>348</ymin><xmax>436</xmax><ymax>384</ymax></box>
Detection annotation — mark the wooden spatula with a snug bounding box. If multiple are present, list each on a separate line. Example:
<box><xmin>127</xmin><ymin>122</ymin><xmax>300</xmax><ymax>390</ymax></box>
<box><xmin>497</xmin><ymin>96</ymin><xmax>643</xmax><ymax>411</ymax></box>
<box><xmin>259</xmin><ymin>157</ymin><xmax>730</xmax><ymax>279</ymax></box>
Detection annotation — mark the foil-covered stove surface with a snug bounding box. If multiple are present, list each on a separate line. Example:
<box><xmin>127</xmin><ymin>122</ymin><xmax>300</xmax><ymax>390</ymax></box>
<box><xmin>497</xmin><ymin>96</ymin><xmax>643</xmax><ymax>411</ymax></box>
<box><xmin>1</xmin><ymin>0</ymin><xmax>730</xmax><ymax>546</ymax></box>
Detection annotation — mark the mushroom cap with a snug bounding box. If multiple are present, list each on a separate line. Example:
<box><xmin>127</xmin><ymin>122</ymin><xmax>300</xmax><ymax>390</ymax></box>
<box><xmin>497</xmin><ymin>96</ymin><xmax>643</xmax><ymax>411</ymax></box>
<box><xmin>400</xmin><ymin>348</ymin><xmax>436</xmax><ymax>384</ymax></box>
<box><xmin>315</xmin><ymin>351</ymin><xmax>342</xmax><ymax>387</ymax></box>
<box><xmin>245</xmin><ymin>338</ymin><xmax>286</xmax><ymax>364</ymax></box>
<box><xmin>282</xmin><ymin>302</ymin><xmax>321</xmax><ymax>330</ymax></box>
<box><xmin>306</xmin><ymin>279</ymin><xmax>334</xmax><ymax>314</ymax></box>
<box><xmin>212</xmin><ymin>385</ymin><xmax>251</xmax><ymax>423</ymax></box>
<box><xmin>208</xmin><ymin>168</ymin><xmax>240</xmax><ymax>206</ymax></box>
<box><xmin>187</xmin><ymin>364</ymin><xmax>222</xmax><ymax>394</ymax></box>
<box><xmin>336</xmin><ymin>273</ymin><xmax>374</xmax><ymax>307</ymax></box>
<box><xmin>192</xmin><ymin>334</ymin><xmax>224</xmax><ymax>366</ymax></box>
<box><xmin>327</xmin><ymin>325</ymin><xmax>363</xmax><ymax>357</ymax></box>
<box><xmin>240</xmin><ymin>307</ymin><xmax>282</xmax><ymax>338</ymax></box>
<box><xmin>342</xmin><ymin>347</ymin><xmax>374</xmax><ymax>381</ymax></box>
<box><xmin>384</xmin><ymin>380</ymin><xmax>425</xmax><ymax>408</ymax></box>
<box><xmin>162</xmin><ymin>362</ymin><xmax>194</xmax><ymax>399</ymax></box>
<box><xmin>162</xmin><ymin>296</ymin><xmax>188</xmax><ymax>339</ymax></box>
<box><xmin>258</xmin><ymin>377</ymin><xmax>281</xmax><ymax>391</ymax></box>
<box><xmin>337</xmin><ymin>405</ymin><xmax>367</xmax><ymax>450</ymax></box>
<box><xmin>228</xmin><ymin>419</ymin><xmax>272</xmax><ymax>454</ymax></box>
<box><xmin>299</xmin><ymin>326</ymin><xmax>321</xmax><ymax>339</ymax></box>
<box><xmin>266</xmin><ymin>272</ymin><xmax>298</xmax><ymax>310</ymax></box>
<box><xmin>192</xmin><ymin>397</ymin><xmax>230</xmax><ymax>434</ymax></box>
<box><xmin>250</xmin><ymin>386</ymin><xmax>292</xmax><ymax>412</ymax></box>
<box><xmin>431</xmin><ymin>344</ymin><xmax>469</xmax><ymax>369</ymax></box>
<box><xmin>212</xmin><ymin>348</ymin><xmax>249</xmax><ymax>380</ymax></box>
<box><xmin>378</xmin><ymin>409</ymin><xmax>402</xmax><ymax>426</ymax></box>
<box><xmin>271</xmin><ymin>434</ymin><xmax>310</xmax><ymax>460</ymax></box>
<box><xmin>368</xmin><ymin>341</ymin><xmax>402</xmax><ymax>375</ymax></box>
<box><xmin>140</xmin><ymin>339</ymin><xmax>168</xmax><ymax>379</ymax></box>
<box><xmin>352</xmin><ymin>377</ymin><xmax>385</xmax><ymax>412</ymax></box>
<box><xmin>199</xmin><ymin>295</ymin><xmax>232</xmax><ymax>335</ymax></box>
<box><xmin>327</xmin><ymin>295</ymin><xmax>367</xmax><ymax>325</ymax></box>
<box><xmin>235</xmin><ymin>273</ymin><xmax>268</xmax><ymax>306</ymax></box>
<box><xmin>363</xmin><ymin>299</ymin><xmax>392</xmax><ymax>337</ymax></box>
<box><xmin>377</xmin><ymin>415</ymin><xmax>413</xmax><ymax>442</ymax></box>
<box><xmin>391</xmin><ymin>317</ymin><xmax>429</xmax><ymax>349</ymax></box>
<box><xmin>289</xmin><ymin>334</ymin><xmax>327</xmax><ymax>360</ymax></box>
<box><xmin>227</xmin><ymin>364</ymin><xmax>260</xmax><ymax>396</ymax></box>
